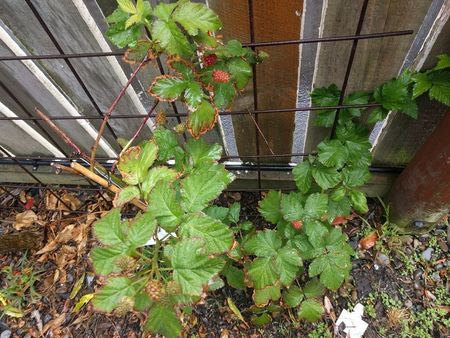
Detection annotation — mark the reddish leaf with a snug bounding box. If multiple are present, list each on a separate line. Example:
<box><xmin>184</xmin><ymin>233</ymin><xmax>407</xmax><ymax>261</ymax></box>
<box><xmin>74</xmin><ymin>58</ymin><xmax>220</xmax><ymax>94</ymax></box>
<box><xmin>358</xmin><ymin>231</ymin><xmax>378</xmax><ymax>250</ymax></box>
<box><xmin>24</xmin><ymin>197</ymin><xmax>34</xmax><ymax>210</ymax></box>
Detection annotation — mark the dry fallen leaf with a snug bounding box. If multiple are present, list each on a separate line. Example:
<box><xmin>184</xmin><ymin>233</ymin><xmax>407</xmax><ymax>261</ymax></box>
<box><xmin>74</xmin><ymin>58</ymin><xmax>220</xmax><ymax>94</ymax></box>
<box><xmin>358</xmin><ymin>231</ymin><xmax>379</xmax><ymax>250</ymax></box>
<box><xmin>35</xmin><ymin>224</ymin><xmax>76</xmax><ymax>255</ymax></box>
<box><xmin>13</xmin><ymin>210</ymin><xmax>37</xmax><ymax>230</ymax></box>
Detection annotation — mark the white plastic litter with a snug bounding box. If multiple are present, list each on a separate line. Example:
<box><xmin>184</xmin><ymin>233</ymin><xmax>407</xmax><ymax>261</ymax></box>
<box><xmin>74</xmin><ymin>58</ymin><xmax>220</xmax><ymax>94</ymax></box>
<box><xmin>145</xmin><ymin>228</ymin><xmax>175</xmax><ymax>246</ymax></box>
<box><xmin>335</xmin><ymin>303</ymin><xmax>368</xmax><ymax>338</ymax></box>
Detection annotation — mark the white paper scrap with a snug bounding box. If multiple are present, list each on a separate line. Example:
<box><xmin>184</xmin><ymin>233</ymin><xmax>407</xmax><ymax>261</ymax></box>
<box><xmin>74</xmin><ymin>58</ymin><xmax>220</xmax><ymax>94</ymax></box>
<box><xmin>335</xmin><ymin>303</ymin><xmax>368</xmax><ymax>338</ymax></box>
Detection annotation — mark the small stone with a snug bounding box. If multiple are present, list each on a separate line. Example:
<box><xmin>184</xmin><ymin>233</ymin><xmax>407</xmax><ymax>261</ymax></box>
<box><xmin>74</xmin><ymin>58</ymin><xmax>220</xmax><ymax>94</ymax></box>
<box><xmin>1</xmin><ymin>330</ymin><xmax>12</xmax><ymax>338</ymax></box>
<box><xmin>375</xmin><ymin>253</ymin><xmax>390</xmax><ymax>266</ymax></box>
<box><xmin>444</xmin><ymin>260</ymin><xmax>450</xmax><ymax>267</ymax></box>
<box><xmin>404</xmin><ymin>300</ymin><xmax>413</xmax><ymax>308</ymax></box>
<box><xmin>351</xmin><ymin>289</ymin><xmax>358</xmax><ymax>301</ymax></box>
<box><xmin>435</xmin><ymin>263</ymin><xmax>444</xmax><ymax>270</ymax></box>
<box><xmin>413</xmin><ymin>281</ymin><xmax>422</xmax><ymax>290</ymax></box>
<box><xmin>431</xmin><ymin>272</ymin><xmax>441</xmax><ymax>282</ymax></box>
<box><xmin>414</xmin><ymin>221</ymin><xmax>426</xmax><ymax>228</ymax></box>
<box><xmin>413</xmin><ymin>269</ymin><xmax>423</xmax><ymax>280</ymax></box>
<box><xmin>438</xmin><ymin>238</ymin><xmax>448</xmax><ymax>252</ymax></box>
<box><xmin>422</xmin><ymin>248</ymin><xmax>433</xmax><ymax>261</ymax></box>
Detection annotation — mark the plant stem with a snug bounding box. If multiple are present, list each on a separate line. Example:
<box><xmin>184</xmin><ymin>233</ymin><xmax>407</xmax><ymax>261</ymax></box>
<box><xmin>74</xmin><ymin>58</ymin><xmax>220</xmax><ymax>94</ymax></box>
<box><xmin>150</xmin><ymin>236</ymin><xmax>161</xmax><ymax>279</ymax></box>
<box><xmin>90</xmin><ymin>56</ymin><xmax>149</xmax><ymax>169</ymax></box>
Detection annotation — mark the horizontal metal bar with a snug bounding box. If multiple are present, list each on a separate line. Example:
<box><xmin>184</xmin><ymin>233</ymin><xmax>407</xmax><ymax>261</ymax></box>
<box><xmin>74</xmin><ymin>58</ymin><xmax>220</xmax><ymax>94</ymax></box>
<box><xmin>0</xmin><ymin>103</ymin><xmax>382</xmax><ymax>121</ymax></box>
<box><xmin>0</xmin><ymin>157</ymin><xmax>405</xmax><ymax>174</ymax></box>
<box><xmin>0</xmin><ymin>31</ymin><xmax>413</xmax><ymax>62</ymax></box>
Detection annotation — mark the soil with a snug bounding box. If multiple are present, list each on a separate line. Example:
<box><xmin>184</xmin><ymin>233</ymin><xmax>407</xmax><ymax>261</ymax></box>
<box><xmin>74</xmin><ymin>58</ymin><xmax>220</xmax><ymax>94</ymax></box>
<box><xmin>0</xmin><ymin>187</ymin><xmax>449</xmax><ymax>338</ymax></box>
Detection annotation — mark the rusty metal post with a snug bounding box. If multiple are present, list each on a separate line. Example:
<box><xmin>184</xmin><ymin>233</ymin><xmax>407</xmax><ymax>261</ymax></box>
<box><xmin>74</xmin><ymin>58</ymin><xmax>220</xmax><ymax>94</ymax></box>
<box><xmin>388</xmin><ymin>110</ymin><xmax>450</xmax><ymax>231</ymax></box>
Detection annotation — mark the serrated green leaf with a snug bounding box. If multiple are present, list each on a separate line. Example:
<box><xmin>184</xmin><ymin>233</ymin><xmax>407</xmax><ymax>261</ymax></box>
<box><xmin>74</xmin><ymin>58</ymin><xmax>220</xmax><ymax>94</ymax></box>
<box><xmin>342</xmin><ymin>91</ymin><xmax>370</xmax><ymax>118</ymax></box>
<box><xmin>374</xmin><ymin>75</ymin><xmax>409</xmax><ymax>111</ymax></box>
<box><xmin>172</xmin><ymin>240</ymin><xmax>225</xmax><ymax>295</ymax></box>
<box><xmin>428</xmin><ymin>70</ymin><xmax>450</xmax><ymax>106</ymax></box>
<box><xmin>303</xmin><ymin>278</ymin><xmax>325</xmax><ymax>299</ymax></box>
<box><xmin>185</xmin><ymin>138</ymin><xmax>222</xmax><ymax>167</ymax></box>
<box><xmin>149</xmin><ymin>76</ymin><xmax>187</xmax><ymax>101</ymax></box>
<box><xmin>253</xmin><ymin>284</ymin><xmax>281</xmax><ymax>307</ymax></box>
<box><xmin>244</xmin><ymin>229</ymin><xmax>282</xmax><ymax>257</ymax></box>
<box><xmin>228</xmin><ymin>58</ymin><xmax>252</xmax><ymax>89</ymax></box>
<box><xmin>291</xmin><ymin>233</ymin><xmax>321</xmax><ymax>260</ymax></box>
<box><xmin>125</xmin><ymin>14</ymin><xmax>141</xmax><ymax>29</ymax></box>
<box><xmin>258</xmin><ymin>191</ymin><xmax>282</xmax><ymax>224</ymax></box>
<box><xmin>184</xmin><ymin>80</ymin><xmax>204</xmax><ymax>108</ymax></box>
<box><xmin>251</xmin><ymin>313</ymin><xmax>272</xmax><ymax>326</ymax></box>
<box><xmin>303</xmin><ymin>193</ymin><xmax>328</xmax><ymax>219</ymax></box>
<box><xmin>312</xmin><ymin>165</ymin><xmax>342</xmax><ymax>190</ymax></box>
<box><xmin>91</xmin><ymin>247</ymin><xmax>127</xmax><ymax>275</ymax></box>
<box><xmin>204</xmin><ymin>205</ymin><xmax>229</xmax><ymax>222</ymax></box>
<box><xmin>134</xmin><ymin>292</ymin><xmax>153</xmax><ymax>312</ymax></box>
<box><xmin>141</xmin><ymin>166</ymin><xmax>177</xmax><ymax>199</ymax></box>
<box><xmin>247</xmin><ymin>257</ymin><xmax>279</xmax><ymax>289</ymax></box>
<box><xmin>328</xmin><ymin>197</ymin><xmax>352</xmax><ymax>220</ymax></box>
<box><xmin>181</xmin><ymin>163</ymin><xmax>234</xmax><ymax>212</ymax></box>
<box><xmin>172</xmin><ymin>2</ymin><xmax>221</xmax><ymax>36</ymax></box>
<box><xmin>180</xmin><ymin>214</ymin><xmax>233</xmax><ymax>254</ymax></box>
<box><xmin>107</xmin><ymin>8</ymin><xmax>129</xmax><ymax>23</ymax></box>
<box><xmin>282</xmin><ymin>286</ymin><xmax>304</xmax><ymax>308</ymax></box>
<box><xmin>187</xmin><ymin>99</ymin><xmax>217</xmax><ymax>138</ymax></box>
<box><xmin>275</xmin><ymin>246</ymin><xmax>302</xmax><ymax>286</ymax></box>
<box><xmin>147</xmin><ymin>183</ymin><xmax>183</xmax><ymax>231</ymax></box>
<box><xmin>293</xmin><ymin>161</ymin><xmax>313</xmax><ymax>193</ymax></box>
<box><xmin>411</xmin><ymin>73</ymin><xmax>432</xmax><ymax>98</ymax></box>
<box><xmin>127</xmin><ymin>212</ymin><xmax>157</xmax><ymax>247</ymax></box>
<box><xmin>433</xmin><ymin>54</ymin><xmax>450</xmax><ymax>71</ymax></box>
<box><xmin>298</xmin><ymin>299</ymin><xmax>324</xmax><ymax>321</ymax></box>
<box><xmin>330</xmin><ymin>186</ymin><xmax>346</xmax><ymax>201</ymax></box>
<box><xmin>145</xmin><ymin>304</ymin><xmax>182</xmax><ymax>338</ymax></box>
<box><xmin>223</xmin><ymin>264</ymin><xmax>246</xmax><ymax>290</ymax></box>
<box><xmin>118</xmin><ymin>142</ymin><xmax>158</xmax><ymax>185</ymax></box>
<box><xmin>152</xmin><ymin>2</ymin><xmax>177</xmax><ymax>21</ymax></box>
<box><xmin>106</xmin><ymin>21</ymin><xmax>141</xmax><ymax>49</ymax></box>
<box><xmin>117</xmin><ymin>0</ymin><xmax>136</xmax><ymax>14</ymax></box>
<box><xmin>309</xmin><ymin>250</ymin><xmax>351</xmax><ymax>290</ymax></box>
<box><xmin>153</xmin><ymin>128</ymin><xmax>181</xmax><ymax>161</ymax></box>
<box><xmin>303</xmin><ymin>220</ymin><xmax>328</xmax><ymax>248</ymax></box>
<box><xmin>367</xmin><ymin>107</ymin><xmax>388</xmax><ymax>124</ymax></box>
<box><xmin>225</xmin><ymin>40</ymin><xmax>247</xmax><ymax>57</ymax></box>
<box><xmin>342</xmin><ymin>166</ymin><xmax>370</xmax><ymax>188</ymax></box>
<box><xmin>311</xmin><ymin>84</ymin><xmax>340</xmax><ymax>127</ymax></box>
<box><xmin>228</xmin><ymin>202</ymin><xmax>241</xmax><ymax>224</ymax></box>
<box><xmin>317</xmin><ymin>139</ymin><xmax>348</xmax><ymax>169</ymax></box>
<box><xmin>93</xmin><ymin>277</ymin><xmax>137</xmax><ymax>312</ymax></box>
<box><xmin>113</xmin><ymin>186</ymin><xmax>140</xmax><ymax>208</ymax></box>
<box><xmin>280</xmin><ymin>192</ymin><xmax>304</xmax><ymax>222</ymax></box>
<box><xmin>349</xmin><ymin>189</ymin><xmax>368</xmax><ymax>213</ymax></box>
<box><xmin>93</xmin><ymin>209</ymin><xmax>126</xmax><ymax>247</ymax></box>
<box><xmin>214</xmin><ymin>81</ymin><xmax>236</xmax><ymax>110</ymax></box>
<box><xmin>151</xmin><ymin>19</ymin><xmax>193</xmax><ymax>57</ymax></box>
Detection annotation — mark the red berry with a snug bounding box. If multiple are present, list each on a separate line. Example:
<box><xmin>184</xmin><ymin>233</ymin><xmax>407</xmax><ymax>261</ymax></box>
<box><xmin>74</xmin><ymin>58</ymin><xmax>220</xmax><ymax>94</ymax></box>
<box><xmin>291</xmin><ymin>220</ymin><xmax>303</xmax><ymax>230</ymax></box>
<box><xmin>203</xmin><ymin>54</ymin><xmax>217</xmax><ymax>67</ymax></box>
<box><xmin>212</xmin><ymin>69</ymin><xmax>230</xmax><ymax>83</ymax></box>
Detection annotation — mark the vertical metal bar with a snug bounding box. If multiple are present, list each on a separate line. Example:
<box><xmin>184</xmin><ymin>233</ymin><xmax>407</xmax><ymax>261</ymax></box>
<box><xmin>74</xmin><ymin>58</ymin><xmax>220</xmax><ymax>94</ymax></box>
<box><xmin>248</xmin><ymin>0</ymin><xmax>262</xmax><ymax>195</ymax></box>
<box><xmin>25</xmin><ymin>0</ymin><xmax>122</xmax><ymax>149</ymax></box>
<box><xmin>330</xmin><ymin>0</ymin><xmax>370</xmax><ymax>138</ymax></box>
<box><xmin>0</xmin><ymin>80</ymin><xmax>68</xmax><ymax>156</ymax></box>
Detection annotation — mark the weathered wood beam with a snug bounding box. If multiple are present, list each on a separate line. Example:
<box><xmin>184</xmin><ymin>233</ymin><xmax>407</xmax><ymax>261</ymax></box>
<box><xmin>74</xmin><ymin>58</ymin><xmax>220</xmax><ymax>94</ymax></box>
<box><xmin>0</xmin><ymin>231</ymin><xmax>44</xmax><ymax>253</ymax></box>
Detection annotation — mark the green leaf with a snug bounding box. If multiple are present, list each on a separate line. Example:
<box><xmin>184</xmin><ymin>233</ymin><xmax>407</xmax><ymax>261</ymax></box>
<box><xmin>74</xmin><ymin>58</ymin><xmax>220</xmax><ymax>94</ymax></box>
<box><xmin>118</xmin><ymin>142</ymin><xmax>158</xmax><ymax>185</ymax></box>
<box><xmin>113</xmin><ymin>186</ymin><xmax>140</xmax><ymax>208</ymax></box>
<box><xmin>187</xmin><ymin>100</ymin><xmax>217</xmax><ymax>138</ymax></box>
<box><xmin>432</xmin><ymin>54</ymin><xmax>450</xmax><ymax>71</ymax></box>
<box><xmin>311</xmin><ymin>84</ymin><xmax>340</xmax><ymax>127</ymax></box>
<box><xmin>303</xmin><ymin>220</ymin><xmax>329</xmax><ymax>248</ymax></box>
<box><xmin>298</xmin><ymin>299</ymin><xmax>324</xmax><ymax>321</ymax></box>
<box><xmin>147</xmin><ymin>183</ymin><xmax>183</xmax><ymax>231</ymax></box>
<box><xmin>328</xmin><ymin>197</ymin><xmax>352</xmax><ymax>220</ymax></box>
<box><xmin>411</xmin><ymin>73</ymin><xmax>432</xmax><ymax>98</ymax></box>
<box><xmin>204</xmin><ymin>206</ymin><xmax>229</xmax><ymax>222</ymax></box>
<box><xmin>374</xmin><ymin>75</ymin><xmax>409</xmax><ymax>111</ymax></box>
<box><xmin>151</xmin><ymin>19</ymin><xmax>194</xmax><ymax>57</ymax></box>
<box><xmin>107</xmin><ymin>8</ymin><xmax>129</xmax><ymax>23</ymax></box>
<box><xmin>127</xmin><ymin>212</ymin><xmax>157</xmax><ymax>247</ymax></box>
<box><xmin>342</xmin><ymin>91</ymin><xmax>370</xmax><ymax>118</ymax></box>
<box><xmin>293</xmin><ymin>161</ymin><xmax>313</xmax><ymax>193</ymax></box>
<box><xmin>228</xmin><ymin>58</ymin><xmax>252</xmax><ymax>90</ymax></box>
<box><xmin>222</xmin><ymin>264</ymin><xmax>246</xmax><ymax>290</ymax></box>
<box><xmin>180</xmin><ymin>214</ymin><xmax>233</xmax><ymax>254</ymax></box>
<box><xmin>251</xmin><ymin>313</ymin><xmax>272</xmax><ymax>326</ymax></box>
<box><xmin>117</xmin><ymin>0</ymin><xmax>136</xmax><ymax>14</ymax></box>
<box><xmin>291</xmin><ymin>233</ymin><xmax>321</xmax><ymax>260</ymax></box>
<box><xmin>213</xmin><ymin>82</ymin><xmax>236</xmax><ymax>109</ymax></box>
<box><xmin>258</xmin><ymin>191</ymin><xmax>282</xmax><ymax>224</ymax></box>
<box><xmin>312</xmin><ymin>165</ymin><xmax>342</xmax><ymax>190</ymax></box>
<box><xmin>303</xmin><ymin>193</ymin><xmax>328</xmax><ymax>219</ymax></box>
<box><xmin>145</xmin><ymin>304</ymin><xmax>182</xmax><ymax>338</ymax></box>
<box><xmin>172</xmin><ymin>240</ymin><xmax>225</xmax><ymax>295</ymax></box>
<box><xmin>303</xmin><ymin>278</ymin><xmax>325</xmax><ymax>299</ymax></box>
<box><xmin>228</xmin><ymin>202</ymin><xmax>241</xmax><ymax>224</ymax></box>
<box><xmin>282</xmin><ymin>286</ymin><xmax>304</xmax><ymax>308</ymax></box>
<box><xmin>317</xmin><ymin>139</ymin><xmax>348</xmax><ymax>169</ymax></box>
<box><xmin>93</xmin><ymin>277</ymin><xmax>137</xmax><ymax>312</ymax></box>
<box><xmin>106</xmin><ymin>20</ymin><xmax>141</xmax><ymax>49</ymax></box>
<box><xmin>330</xmin><ymin>186</ymin><xmax>346</xmax><ymax>201</ymax></box>
<box><xmin>125</xmin><ymin>14</ymin><xmax>141</xmax><ymax>29</ymax></box>
<box><xmin>152</xmin><ymin>2</ymin><xmax>177</xmax><ymax>21</ymax></box>
<box><xmin>349</xmin><ymin>189</ymin><xmax>368</xmax><ymax>213</ymax></box>
<box><xmin>181</xmin><ymin>163</ymin><xmax>234</xmax><ymax>212</ymax></box>
<box><xmin>247</xmin><ymin>257</ymin><xmax>279</xmax><ymax>289</ymax></box>
<box><xmin>253</xmin><ymin>284</ymin><xmax>281</xmax><ymax>307</ymax></box>
<box><xmin>428</xmin><ymin>70</ymin><xmax>450</xmax><ymax>106</ymax></box>
<box><xmin>172</xmin><ymin>2</ymin><xmax>221</xmax><ymax>36</ymax></box>
<box><xmin>186</xmin><ymin>138</ymin><xmax>222</xmax><ymax>167</ymax></box>
<box><xmin>367</xmin><ymin>107</ymin><xmax>388</xmax><ymax>124</ymax></box>
<box><xmin>149</xmin><ymin>76</ymin><xmax>187</xmax><ymax>101</ymax></box>
<box><xmin>91</xmin><ymin>247</ymin><xmax>127</xmax><ymax>275</ymax></box>
<box><xmin>244</xmin><ymin>229</ymin><xmax>282</xmax><ymax>257</ymax></box>
<box><xmin>224</xmin><ymin>40</ymin><xmax>247</xmax><ymax>57</ymax></box>
<box><xmin>275</xmin><ymin>246</ymin><xmax>302</xmax><ymax>286</ymax></box>
<box><xmin>342</xmin><ymin>166</ymin><xmax>370</xmax><ymax>188</ymax></box>
<box><xmin>399</xmin><ymin>96</ymin><xmax>418</xmax><ymax>119</ymax></box>
<box><xmin>280</xmin><ymin>192</ymin><xmax>304</xmax><ymax>222</ymax></box>
<box><xmin>93</xmin><ymin>209</ymin><xmax>126</xmax><ymax>247</ymax></box>
<box><xmin>134</xmin><ymin>292</ymin><xmax>153</xmax><ymax>312</ymax></box>
<box><xmin>309</xmin><ymin>251</ymin><xmax>351</xmax><ymax>290</ymax></box>
<box><xmin>141</xmin><ymin>166</ymin><xmax>177</xmax><ymax>199</ymax></box>
<box><xmin>184</xmin><ymin>81</ymin><xmax>204</xmax><ymax>108</ymax></box>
